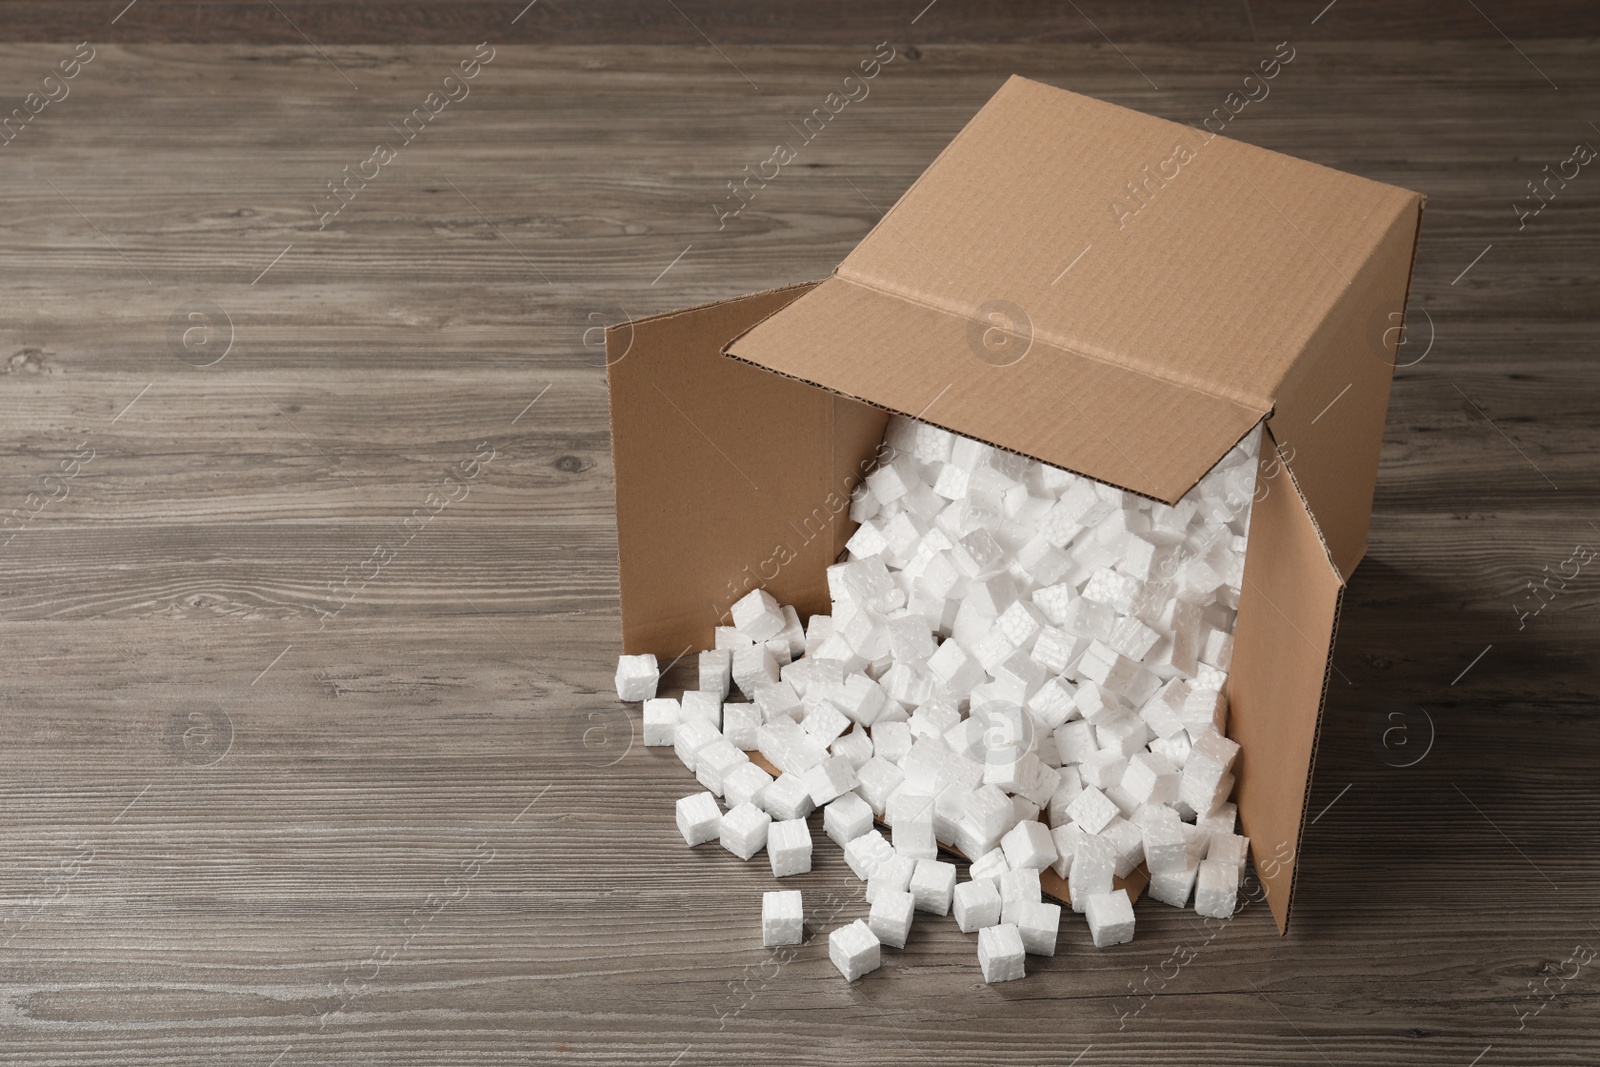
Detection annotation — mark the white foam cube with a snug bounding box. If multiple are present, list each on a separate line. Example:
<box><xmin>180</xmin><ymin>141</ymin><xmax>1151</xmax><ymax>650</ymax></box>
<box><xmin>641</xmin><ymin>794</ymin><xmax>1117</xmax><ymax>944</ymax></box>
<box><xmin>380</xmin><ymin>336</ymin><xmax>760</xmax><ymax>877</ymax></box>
<box><xmin>642</xmin><ymin>698</ymin><xmax>679</xmax><ymax>747</ymax></box>
<box><xmin>1069</xmin><ymin>834</ymin><xmax>1116</xmax><ymax>912</ymax></box>
<box><xmin>908</xmin><ymin>858</ymin><xmax>957</xmax><ymax>915</ymax></box>
<box><xmin>732</xmin><ymin>589</ymin><xmax>786</xmax><ymax>641</ymax></box>
<box><xmin>1065</xmin><ymin>786</ymin><xmax>1120</xmax><ymax>835</ymax></box>
<box><xmin>680</xmin><ymin>689</ymin><xmax>722</xmax><ymax>729</ymax></box>
<box><xmin>1100</xmin><ymin>816</ymin><xmax>1144</xmax><ymax>878</ymax></box>
<box><xmin>1149</xmin><ymin>857</ymin><xmax>1199</xmax><ymax>908</ymax></box>
<box><xmin>803</xmin><ymin>702</ymin><xmax>851</xmax><ymax>746</ymax></box>
<box><xmin>824</xmin><ymin>791</ymin><xmax>874</xmax><ymax>847</ymax></box>
<box><xmin>1084</xmin><ymin>888</ymin><xmax>1136</xmax><ymax>947</ymax></box>
<box><xmin>676</xmin><ymin>791</ymin><xmax>722</xmax><ymax>846</ymax></box>
<box><xmin>1122</xmin><ymin>751</ymin><xmax>1181</xmax><ymax>806</ymax></box>
<box><xmin>868</xmin><ymin>888</ymin><xmax>916</xmax><ymax>949</ymax></box>
<box><xmin>1000</xmin><ymin>819</ymin><xmax>1058</xmax><ymax>872</ymax></box>
<box><xmin>614</xmin><ymin>654</ymin><xmax>659</xmax><ymax>702</ymax></box>
<box><xmin>1049</xmin><ymin>822</ymin><xmax>1085</xmax><ymax>878</ymax></box>
<box><xmin>699</xmin><ymin>649</ymin><xmax>732</xmax><ymax>699</ymax></box>
<box><xmin>1141</xmin><ymin>809</ymin><xmax>1189</xmax><ymax>874</ymax></box>
<box><xmin>866</xmin><ymin>854</ymin><xmax>916</xmax><ymax>903</ymax></box>
<box><xmin>872</xmin><ymin>720</ymin><xmax>914</xmax><ymax>763</ymax></box>
<box><xmin>855</xmin><ymin>757</ymin><xmax>906</xmax><ymax>816</ymax></box>
<box><xmin>762</xmin><ymin>889</ymin><xmax>804</xmax><ymax>947</ymax></box>
<box><xmin>715</xmin><ymin>625</ymin><xmax>754</xmax><ymax>649</ymax></box>
<box><xmin>757</xmin><ymin>718</ymin><xmax>828</xmax><ymax>776</ymax></box>
<box><xmin>953</xmin><ymin>878</ymin><xmax>1003</xmax><ymax>932</ymax></box>
<box><xmin>754</xmin><ymin>681</ymin><xmax>804</xmax><ymax>721</ymax></box>
<box><xmin>719</xmin><ymin>802</ymin><xmax>771</xmax><ymax>860</ymax></box>
<box><xmin>674</xmin><ymin>718</ymin><xmax>721</xmax><ymax>772</ymax></box>
<box><xmin>844</xmin><ymin>829</ymin><xmax>896</xmax><ymax>881</ymax></box>
<box><xmin>1195</xmin><ymin>858</ymin><xmax>1239</xmax><ymax>919</ymax></box>
<box><xmin>803</xmin><ymin>754</ymin><xmax>859</xmax><ymax>806</ymax></box>
<box><xmin>828</xmin><ymin>919</ymin><xmax>882</xmax><ymax>982</ymax></box>
<box><xmin>779</xmin><ymin>604</ymin><xmax>806</xmax><ymax>658</ymax></box>
<box><xmin>927</xmin><ymin>639</ymin><xmax>985</xmax><ymax>695</ymax></box>
<box><xmin>722</xmin><ymin>702</ymin><xmax>761</xmax><ymax>750</ymax></box>
<box><xmin>695</xmin><ymin>738</ymin><xmax>748</xmax><ymax>796</ymax></box>
<box><xmin>977</xmin><ymin>923</ymin><xmax>1027</xmax><ymax>983</ymax></box>
<box><xmin>761</xmin><ymin>772</ymin><xmax>816</xmax><ymax>821</ymax></box>
<box><xmin>1011</xmin><ymin>899</ymin><xmax>1061</xmax><ymax>956</ymax></box>
<box><xmin>768</xmin><ymin>818</ymin><xmax>813</xmax><ymax>877</ymax></box>
<box><xmin>998</xmin><ymin>867</ymin><xmax>1042</xmax><ymax>912</ymax></box>
<box><xmin>723</xmin><ymin>761</ymin><xmax>774</xmax><ymax>810</ymax></box>
<box><xmin>732</xmin><ymin>643</ymin><xmax>780</xmax><ymax>699</ymax></box>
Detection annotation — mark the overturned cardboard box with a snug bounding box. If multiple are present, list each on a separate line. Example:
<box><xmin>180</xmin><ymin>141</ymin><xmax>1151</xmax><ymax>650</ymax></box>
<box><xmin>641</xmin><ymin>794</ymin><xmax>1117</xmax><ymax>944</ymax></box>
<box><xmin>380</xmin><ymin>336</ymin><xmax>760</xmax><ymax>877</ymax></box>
<box><xmin>606</xmin><ymin>76</ymin><xmax>1423</xmax><ymax>933</ymax></box>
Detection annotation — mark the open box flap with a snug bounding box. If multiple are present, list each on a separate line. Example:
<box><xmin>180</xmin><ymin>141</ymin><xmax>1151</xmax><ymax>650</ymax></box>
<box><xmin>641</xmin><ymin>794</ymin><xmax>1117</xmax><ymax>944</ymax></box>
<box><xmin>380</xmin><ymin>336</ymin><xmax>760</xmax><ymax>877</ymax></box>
<box><xmin>726</xmin><ymin>276</ymin><xmax>1265</xmax><ymax>503</ymax></box>
<box><xmin>727</xmin><ymin>74</ymin><xmax>1420</xmax><ymax>504</ymax></box>
<box><xmin>1229</xmin><ymin>428</ymin><xmax>1346</xmax><ymax>933</ymax></box>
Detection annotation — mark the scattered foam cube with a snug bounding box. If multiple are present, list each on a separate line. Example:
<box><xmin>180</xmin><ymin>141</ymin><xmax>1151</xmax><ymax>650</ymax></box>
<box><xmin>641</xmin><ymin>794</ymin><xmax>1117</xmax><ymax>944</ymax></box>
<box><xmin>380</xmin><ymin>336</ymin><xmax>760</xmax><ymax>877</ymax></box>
<box><xmin>1208</xmin><ymin>832</ymin><xmax>1250</xmax><ymax>877</ymax></box>
<box><xmin>1069</xmin><ymin>834</ymin><xmax>1116</xmax><ymax>913</ymax></box>
<box><xmin>872</xmin><ymin>720</ymin><xmax>914</xmax><ymax>763</ymax></box>
<box><xmin>828</xmin><ymin>920</ymin><xmax>882</xmax><ymax>982</ymax></box>
<box><xmin>888</xmin><ymin>792</ymin><xmax>938</xmax><ymax>860</ymax></box>
<box><xmin>695</xmin><ymin>738</ymin><xmax>748</xmax><ymax>796</ymax></box>
<box><xmin>1010</xmin><ymin>899</ymin><xmax>1061</xmax><ymax>956</ymax></box>
<box><xmin>679</xmin><ymin>690</ymin><xmax>722</xmax><ymax>729</ymax></box>
<box><xmin>866</xmin><ymin>854</ymin><xmax>916</xmax><ymax>903</ymax></box>
<box><xmin>1065</xmin><ymin>786</ymin><xmax>1120</xmax><ymax>835</ymax></box>
<box><xmin>968</xmin><ymin>846</ymin><xmax>1011</xmax><ymax>883</ymax></box>
<box><xmin>719</xmin><ymin>802</ymin><xmax>771</xmax><ymax>861</ymax></box>
<box><xmin>1148</xmin><ymin>857</ymin><xmax>1199</xmax><ymax>908</ymax></box>
<box><xmin>855</xmin><ymin>757</ymin><xmax>906</xmax><ymax>816</ymax></box>
<box><xmin>699</xmin><ymin>649</ymin><xmax>732</xmax><ymax>699</ymax></box>
<box><xmin>614</xmin><ymin>654</ymin><xmax>659</xmax><ymax>702</ymax></box>
<box><xmin>732</xmin><ymin>643</ymin><xmax>780</xmax><ymax>699</ymax></box>
<box><xmin>674</xmin><ymin>718</ymin><xmax>721</xmax><ymax>773</ymax></box>
<box><xmin>954</xmin><ymin>878</ymin><xmax>1003</xmax><ymax>932</ymax></box>
<box><xmin>762</xmin><ymin>889</ymin><xmax>803</xmax><ymax>947</ymax></box>
<box><xmin>761</xmin><ymin>772</ymin><xmax>816</xmax><ymax>822</ymax></box>
<box><xmin>868</xmin><ymin>888</ymin><xmax>916</xmax><ymax>949</ymax></box>
<box><xmin>1000</xmin><ymin>819</ymin><xmax>1058</xmax><ymax>872</ymax></box>
<box><xmin>1141</xmin><ymin>808</ymin><xmax>1189</xmax><ymax>874</ymax></box>
<box><xmin>998</xmin><ymin>867</ymin><xmax>1042</xmax><ymax>912</ymax></box>
<box><xmin>803</xmin><ymin>754</ymin><xmax>859</xmax><ymax>806</ymax></box>
<box><xmin>732</xmin><ymin>589</ymin><xmax>786</xmax><ymax>642</ymax></box>
<box><xmin>1195</xmin><ymin>858</ymin><xmax>1239</xmax><ymax>919</ymax></box>
<box><xmin>1084</xmin><ymin>889</ymin><xmax>1136</xmax><ymax>948</ymax></box>
<box><xmin>768</xmin><ymin>818</ymin><xmax>813</xmax><ymax>877</ymax></box>
<box><xmin>978</xmin><ymin>923</ymin><xmax>1027</xmax><ymax>983</ymax></box>
<box><xmin>1122</xmin><ymin>751</ymin><xmax>1181</xmax><ymax>806</ymax></box>
<box><xmin>642</xmin><ymin>698</ymin><xmax>679</xmax><ymax>747</ymax></box>
<box><xmin>676</xmin><ymin>791</ymin><xmax>722</xmax><ymax>846</ymax></box>
<box><xmin>844</xmin><ymin>829</ymin><xmax>896</xmax><ymax>881</ymax></box>
<box><xmin>823</xmin><ymin>791</ymin><xmax>874</xmax><ymax>847</ymax></box>
<box><xmin>723</xmin><ymin>761</ymin><xmax>774</xmax><ymax>810</ymax></box>
<box><xmin>908</xmin><ymin>858</ymin><xmax>957</xmax><ymax>915</ymax></box>
<box><xmin>722</xmin><ymin>702</ymin><xmax>761</xmax><ymax>750</ymax></box>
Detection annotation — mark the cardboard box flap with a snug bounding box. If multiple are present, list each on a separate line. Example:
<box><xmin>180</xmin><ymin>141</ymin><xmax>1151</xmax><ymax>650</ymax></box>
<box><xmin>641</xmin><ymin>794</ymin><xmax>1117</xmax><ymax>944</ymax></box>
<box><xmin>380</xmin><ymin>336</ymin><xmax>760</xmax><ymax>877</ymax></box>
<box><xmin>726</xmin><ymin>275</ymin><xmax>1265</xmax><ymax>503</ymax></box>
<box><xmin>728</xmin><ymin>75</ymin><xmax>1420</xmax><ymax>501</ymax></box>
<box><xmin>1228</xmin><ymin>428</ymin><xmax>1346</xmax><ymax>933</ymax></box>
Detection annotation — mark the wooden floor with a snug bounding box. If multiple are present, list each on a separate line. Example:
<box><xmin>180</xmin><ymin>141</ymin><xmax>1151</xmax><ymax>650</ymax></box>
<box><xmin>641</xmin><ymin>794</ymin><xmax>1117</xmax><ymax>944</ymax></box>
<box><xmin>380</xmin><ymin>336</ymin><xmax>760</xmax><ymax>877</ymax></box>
<box><xmin>1</xmin><ymin>11</ymin><xmax>1598</xmax><ymax>1067</ymax></box>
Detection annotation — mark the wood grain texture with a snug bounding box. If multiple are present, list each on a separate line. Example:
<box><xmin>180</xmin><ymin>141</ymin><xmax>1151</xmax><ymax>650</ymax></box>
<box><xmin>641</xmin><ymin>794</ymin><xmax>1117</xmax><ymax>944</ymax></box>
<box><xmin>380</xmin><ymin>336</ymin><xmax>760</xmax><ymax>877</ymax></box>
<box><xmin>0</xmin><ymin>31</ymin><xmax>1597</xmax><ymax>1067</ymax></box>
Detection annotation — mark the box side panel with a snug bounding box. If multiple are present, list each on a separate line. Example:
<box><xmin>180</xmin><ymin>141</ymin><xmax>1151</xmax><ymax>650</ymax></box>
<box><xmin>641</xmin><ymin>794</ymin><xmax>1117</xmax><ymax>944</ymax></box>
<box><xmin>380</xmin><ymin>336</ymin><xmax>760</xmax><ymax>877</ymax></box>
<box><xmin>727</xmin><ymin>276</ymin><xmax>1266</xmax><ymax>504</ymax></box>
<box><xmin>606</xmin><ymin>285</ymin><xmax>855</xmax><ymax>657</ymax></box>
<box><xmin>1267</xmin><ymin>194</ymin><xmax>1424</xmax><ymax>579</ymax></box>
<box><xmin>1229</xmin><ymin>432</ymin><xmax>1346</xmax><ymax>933</ymax></box>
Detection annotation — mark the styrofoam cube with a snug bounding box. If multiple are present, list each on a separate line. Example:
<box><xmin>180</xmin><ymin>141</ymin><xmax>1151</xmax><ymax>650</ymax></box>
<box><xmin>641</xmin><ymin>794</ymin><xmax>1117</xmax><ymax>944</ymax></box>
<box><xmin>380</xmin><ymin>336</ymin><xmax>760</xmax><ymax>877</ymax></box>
<box><xmin>732</xmin><ymin>589</ymin><xmax>786</xmax><ymax>642</ymax></box>
<box><xmin>1207</xmin><ymin>831</ymin><xmax>1250</xmax><ymax>875</ymax></box>
<box><xmin>1049</xmin><ymin>822</ymin><xmax>1085</xmax><ymax>878</ymax></box>
<box><xmin>614</xmin><ymin>654</ymin><xmax>659</xmax><ymax>702</ymax></box>
<box><xmin>1195</xmin><ymin>858</ymin><xmax>1239</xmax><ymax>919</ymax></box>
<box><xmin>723</xmin><ymin>761</ymin><xmax>774</xmax><ymax>810</ymax></box>
<box><xmin>871</xmin><ymin>720</ymin><xmax>914</xmax><ymax>763</ymax></box>
<box><xmin>1065</xmin><ymin>786</ymin><xmax>1120</xmax><ymax>834</ymax></box>
<box><xmin>1141</xmin><ymin>808</ymin><xmax>1189</xmax><ymax>874</ymax></box>
<box><xmin>732</xmin><ymin>643</ymin><xmax>780</xmax><ymax>699</ymax></box>
<box><xmin>715</xmin><ymin>625</ymin><xmax>754</xmax><ymax>649</ymax></box>
<box><xmin>803</xmin><ymin>702</ymin><xmax>851</xmax><ymax>746</ymax></box>
<box><xmin>844</xmin><ymin>829</ymin><xmax>896</xmax><ymax>881</ymax></box>
<box><xmin>719</xmin><ymin>802</ymin><xmax>771</xmax><ymax>860</ymax></box>
<box><xmin>977</xmin><ymin>923</ymin><xmax>1027</xmax><ymax>983</ymax></box>
<box><xmin>868</xmin><ymin>887</ymin><xmax>916</xmax><ymax>949</ymax></box>
<box><xmin>762</xmin><ymin>889</ymin><xmax>803</xmax><ymax>947</ymax></box>
<box><xmin>768</xmin><ymin>818</ymin><xmax>813</xmax><ymax>877</ymax></box>
<box><xmin>642</xmin><ymin>698</ymin><xmax>679</xmax><ymax>747</ymax></box>
<box><xmin>828</xmin><ymin>919</ymin><xmax>882</xmax><ymax>982</ymax></box>
<box><xmin>680</xmin><ymin>689</ymin><xmax>723</xmax><ymax>729</ymax></box>
<box><xmin>676</xmin><ymin>791</ymin><xmax>722</xmax><ymax>846</ymax></box>
<box><xmin>855</xmin><ymin>756</ymin><xmax>906</xmax><ymax>816</ymax></box>
<box><xmin>824</xmin><ymin>791</ymin><xmax>874</xmax><ymax>847</ymax></box>
<box><xmin>695</xmin><ymin>738</ymin><xmax>748</xmax><ymax>797</ymax></box>
<box><xmin>1000</xmin><ymin>819</ymin><xmax>1058</xmax><ymax>872</ymax></box>
<box><xmin>1084</xmin><ymin>888</ymin><xmax>1136</xmax><ymax>948</ymax></box>
<box><xmin>1010</xmin><ymin>899</ymin><xmax>1061</xmax><ymax>956</ymax></box>
<box><xmin>674</xmin><ymin>718</ymin><xmax>721</xmax><ymax>772</ymax></box>
<box><xmin>757</xmin><ymin>718</ymin><xmax>828</xmax><ymax>776</ymax></box>
<box><xmin>954</xmin><ymin>878</ymin><xmax>1003</xmax><ymax>932</ymax></box>
<box><xmin>968</xmin><ymin>846</ymin><xmax>1010</xmax><ymax>883</ymax></box>
<box><xmin>1148</xmin><ymin>857</ymin><xmax>1199</xmax><ymax>908</ymax></box>
<box><xmin>1069</xmin><ymin>834</ymin><xmax>1116</xmax><ymax>912</ymax></box>
<box><xmin>998</xmin><ymin>867</ymin><xmax>1042</xmax><ymax>911</ymax></box>
<box><xmin>866</xmin><ymin>854</ymin><xmax>916</xmax><ymax>903</ymax></box>
<box><xmin>803</xmin><ymin>754</ymin><xmax>859</xmax><ymax>806</ymax></box>
<box><xmin>888</xmin><ymin>792</ymin><xmax>938</xmax><ymax>860</ymax></box>
<box><xmin>754</xmin><ymin>680</ymin><xmax>804</xmax><ymax>721</ymax></box>
<box><xmin>1122</xmin><ymin>751</ymin><xmax>1181</xmax><ymax>806</ymax></box>
<box><xmin>699</xmin><ymin>649</ymin><xmax>732</xmax><ymax>699</ymax></box>
<box><xmin>908</xmin><ymin>858</ymin><xmax>957</xmax><ymax>915</ymax></box>
<box><xmin>722</xmin><ymin>702</ymin><xmax>761</xmax><ymax>750</ymax></box>
<box><xmin>761</xmin><ymin>772</ymin><xmax>816</xmax><ymax>821</ymax></box>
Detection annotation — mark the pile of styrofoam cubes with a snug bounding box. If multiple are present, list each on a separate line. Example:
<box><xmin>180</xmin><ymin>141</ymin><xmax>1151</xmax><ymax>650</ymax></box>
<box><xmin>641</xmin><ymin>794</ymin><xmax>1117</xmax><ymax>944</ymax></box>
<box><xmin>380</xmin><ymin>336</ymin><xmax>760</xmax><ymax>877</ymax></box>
<box><xmin>614</xmin><ymin>414</ymin><xmax>1259</xmax><ymax>983</ymax></box>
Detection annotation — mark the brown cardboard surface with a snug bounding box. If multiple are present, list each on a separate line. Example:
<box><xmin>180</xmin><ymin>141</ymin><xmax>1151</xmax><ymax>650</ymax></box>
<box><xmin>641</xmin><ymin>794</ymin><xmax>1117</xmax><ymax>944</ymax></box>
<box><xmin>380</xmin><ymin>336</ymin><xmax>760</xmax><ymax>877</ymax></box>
<box><xmin>726</xmin><ymin>75</ymin><xmax>1421</xmax><ymax>504</ymax></box>
<box><xmin>1228</xmin><ymin>431</ymin><xmax>1346</xmax><ymax>933</ymax></box>
<box><xmin>1268</xmin><ymin>196</ymin><xmax>1425</xmax><ymax>579</ymax></box>
<box><xmin>606</xmin><ymin>284</ymin><xmax>884</xmax><ymax>658</ymax></box>
<box><xmin>726</xmin><ymin>276</ymin><xmax>1265</xmax><ymax>503</ymax></box>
